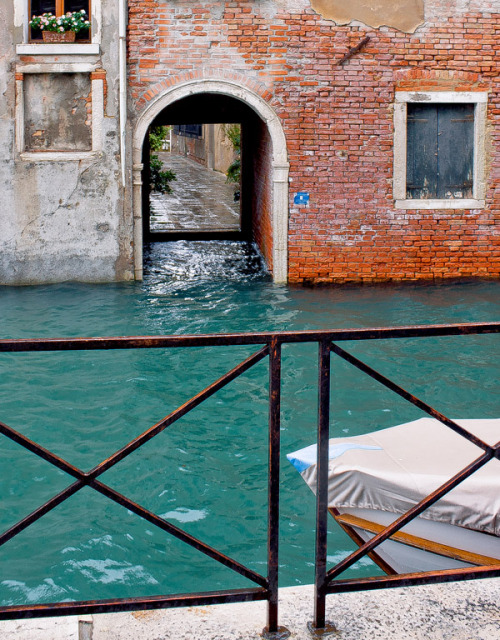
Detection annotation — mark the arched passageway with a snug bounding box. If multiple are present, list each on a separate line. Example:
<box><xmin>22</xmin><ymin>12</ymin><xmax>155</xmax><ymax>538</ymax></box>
<box><xmin>132</xmin><ymin>80</ymin><xmax>289</xmax><ymax>283</ymax></box>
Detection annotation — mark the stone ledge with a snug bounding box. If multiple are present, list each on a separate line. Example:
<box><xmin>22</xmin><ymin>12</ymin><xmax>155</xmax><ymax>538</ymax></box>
<box><xmin>2</xmin><ymin>579</ymin><xmax>500</xmax><ymax>640</ymax></box>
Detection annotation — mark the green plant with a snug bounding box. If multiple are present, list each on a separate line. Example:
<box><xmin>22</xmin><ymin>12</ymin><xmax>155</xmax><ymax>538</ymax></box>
<box><xmin>226</xmin><ymin>159</ymin><xmax>241</xmax><ymax>184</ymax></box>
<box><xmin>29</xmin><ymin>10</ymin><xmax>90</xmax><ymax>33</ymax></box>
<box><xmin>224</xmin><ymin>124</ymin><xmax>241</xmax><ymax>184</ymax></box>
<box><xmin>224</xmin><ymin>124</ymin><xmax>241</xmax><ymax>150</ymax></box>
<box><xmin>150</xmin><ymin>154</ymin><xmax>176</xmax><ymax>193</ymax></box>
<box><xmin>149</xmin><ymin>126</ymin><xmax>170</xmax><ymax>152</ymax></box>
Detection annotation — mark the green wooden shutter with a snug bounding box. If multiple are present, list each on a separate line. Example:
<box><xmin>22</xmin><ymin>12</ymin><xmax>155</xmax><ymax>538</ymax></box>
<box><xmin>406</xmin><ymin>103</ymin><xmax>474</xmax><ymax>199</ymax></box>
<box><xmin>436</xmin><ymin>104</ymin><xmax>474</xmax><ymax>199</ymax></box>
<box><xmin>406</xmin><ymin>104</ymin><xmax>438</xmax><ymax>199</ymax></box>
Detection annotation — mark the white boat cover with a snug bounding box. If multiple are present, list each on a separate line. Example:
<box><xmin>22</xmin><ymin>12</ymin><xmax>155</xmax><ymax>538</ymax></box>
<box><xmin>287</xmin><ymin>418</ymin><xmax>500</xmax><ymax>536</ymax></box>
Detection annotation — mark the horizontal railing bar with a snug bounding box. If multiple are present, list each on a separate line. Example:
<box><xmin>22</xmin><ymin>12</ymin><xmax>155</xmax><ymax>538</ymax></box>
<box><xmin>326</xmin><ymin>564</ymin><xmax>500</xmax><ymax>594</ymax></box>
<box><xmin>329</xmin><ymin>343</ymin><xmax>497</xmax><ymax>456</ymax></box>
<box><xmin>0</xmin><ymin>322</ymin><xmax>498</xmax><ymax>352</ymax></box>
<box><xmin>326</xmin><ymin>446</ymin><xmax>498</xmax><ymax>582</ymax></box>
<box><xmin>0</xmin><ymin>587</ymin><xmax>269</xmax><ymax>620</ymax></box>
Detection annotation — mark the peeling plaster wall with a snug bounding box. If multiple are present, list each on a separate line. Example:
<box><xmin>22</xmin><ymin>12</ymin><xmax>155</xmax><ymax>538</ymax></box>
<box><xmin>5</xmin><ymin>158</ymin><xmax>123</xmax><ymax>284</ymax></box>
<box><xmin>0</xmin><ymin>0</ymin><xmax>133</xmax><ymax>285</ymax></box>
<box><xmin>0</xmin><ymin>1</ymin><xmax>20</xmax><ymax>282</ymax></box>
<box><xmin>310</xmin><ymin>0</ymin><xmax>425</xmax><ymax>33</ymax></box>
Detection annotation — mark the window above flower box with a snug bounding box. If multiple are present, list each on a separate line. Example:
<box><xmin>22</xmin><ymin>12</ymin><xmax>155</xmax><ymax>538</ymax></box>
<box><xmin>16</xmin><ymin>0</ymin><xmax>100</xmax><ymax>55</ymax></box>
<box><xmin>30</xmin><ymin>0</ymin><xmax>91</xmax><ymax>41</ymax></box>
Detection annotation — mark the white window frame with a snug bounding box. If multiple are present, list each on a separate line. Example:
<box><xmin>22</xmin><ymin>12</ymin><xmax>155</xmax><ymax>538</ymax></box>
<box><xmin>15</xmin><ymin>0</ymin><xmax>101</xmax><ymax>55</ymax></box>
<box><xmin>393</xmin><ymin>91</ymin><xmax>487</xmax><ymax>210</ymax></box>
<box><xmin>15</xmin><ymin>63</ymin><xmax>104</xmax><ymax>160</ymax></box>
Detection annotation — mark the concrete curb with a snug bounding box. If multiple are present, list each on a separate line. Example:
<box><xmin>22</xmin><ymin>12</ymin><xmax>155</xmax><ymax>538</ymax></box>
<box><xmin>2</xmin><ymin>579</ymin><xmax>499</xmax><ymax>640</ymax></box>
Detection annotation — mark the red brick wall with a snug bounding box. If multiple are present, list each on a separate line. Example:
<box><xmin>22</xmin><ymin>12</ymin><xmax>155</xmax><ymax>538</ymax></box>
<box><xmin>128</xmin><ymin>1</ymin><xmax>500</xmax><ymax>283</ymax></box>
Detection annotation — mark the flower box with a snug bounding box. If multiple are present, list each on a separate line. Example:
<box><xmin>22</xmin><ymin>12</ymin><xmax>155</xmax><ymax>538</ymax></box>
<box><xmin>42</xmin><ymin>30</ymin><xmax>76</xmax><ymax>43</ymax></box>
<box><xmin>29</xmin><ymin>11</ymin><xmax>90</xmax><ymax>43</ymax></box>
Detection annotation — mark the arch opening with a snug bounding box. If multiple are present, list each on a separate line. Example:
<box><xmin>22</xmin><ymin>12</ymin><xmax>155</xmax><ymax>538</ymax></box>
<box><xmin>132</xmin><ymin>80</ymin><xmax>289</xmax><ymax>283</ymax></box>
<box><xmin>145</xmin><ymin>121</ymin><xmax>243</xmax><ymax>240</ymax></box>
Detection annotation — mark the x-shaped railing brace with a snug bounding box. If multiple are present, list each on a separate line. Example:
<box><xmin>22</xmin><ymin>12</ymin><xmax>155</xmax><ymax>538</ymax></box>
<box><xmin>0</xmin><ymin>345</ymin><xmax>271</xmax><ymax>600</ymax></box>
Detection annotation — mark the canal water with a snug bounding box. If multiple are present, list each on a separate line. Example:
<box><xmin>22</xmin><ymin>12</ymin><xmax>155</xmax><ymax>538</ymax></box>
<box><xmin>0</xmin><ymin>241</ymin><xmax>499</xmax><ymax>607</ymax></box>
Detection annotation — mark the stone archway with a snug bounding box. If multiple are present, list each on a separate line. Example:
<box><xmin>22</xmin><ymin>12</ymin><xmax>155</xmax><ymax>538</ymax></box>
<box><xmin>132</xmin><ymin>79</ymin><xmax>289</xmax><ymax>283</ymax></box>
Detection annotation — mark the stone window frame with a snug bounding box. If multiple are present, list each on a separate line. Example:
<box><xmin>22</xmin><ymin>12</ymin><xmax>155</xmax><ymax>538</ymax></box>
<box><xmin>393</xmin><ymin>91</ymin><xmax>488</xmax><ymax>210</ymax></box>
<box><xmin>15</xmin><ymin>63</ymin><xmax>104</xmax><ymax>161</ymax></box>
<box><xmin>15</xmin><ymin>0</ymin><xmax>100</xmax><ymax>55</ymax></box>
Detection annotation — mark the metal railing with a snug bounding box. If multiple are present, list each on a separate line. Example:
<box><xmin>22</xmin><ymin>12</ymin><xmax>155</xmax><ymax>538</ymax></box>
<box><xmin>0</xmin><ymin>321</ymin><xmax>498</xmax><ymax>634</ymax></box>
<box><xmin>313</xmin><ymin>323</ymin><xmax>500</xmax><ymax>628</ymax></box>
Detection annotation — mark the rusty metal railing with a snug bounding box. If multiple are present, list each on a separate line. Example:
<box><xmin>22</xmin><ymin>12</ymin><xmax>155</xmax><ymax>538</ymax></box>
<box><xmin>313</xmin><ymin>324</ymin><xmax>500</xmax><ymax>629</ymax></box>
<box><xmin>0</xmin><ymin>321</ymin><xmax>498</xmax><ymax>633</ymax></box>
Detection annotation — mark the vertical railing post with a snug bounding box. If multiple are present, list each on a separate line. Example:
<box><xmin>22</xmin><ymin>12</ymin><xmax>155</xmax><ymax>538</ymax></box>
<box><xmin>264</xmin><ymin>337</ymin><xmax>286</xmax><ymax>637</ymax></box>
<box><xmin>313</xmin><ymin>339</ymin><xmax>331</xmax><ymax>629</ymax></box>
<box><xmin>266</xmin><ymin>337</ymin><xmax>281</xmax><ymax>633</ymax></box>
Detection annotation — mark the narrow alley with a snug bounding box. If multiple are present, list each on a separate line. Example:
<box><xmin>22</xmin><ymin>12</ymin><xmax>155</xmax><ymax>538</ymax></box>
<box><xmin>149</xmin><ymin>154</ymin><xmax>240</xmax><ymax>233</ymax></box>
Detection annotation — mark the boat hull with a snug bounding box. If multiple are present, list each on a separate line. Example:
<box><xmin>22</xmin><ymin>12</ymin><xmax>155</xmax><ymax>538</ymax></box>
<box><xmin>335</xmin><ymin>507</ymin><xmax>500</xmax><ymax>574</ymax></box>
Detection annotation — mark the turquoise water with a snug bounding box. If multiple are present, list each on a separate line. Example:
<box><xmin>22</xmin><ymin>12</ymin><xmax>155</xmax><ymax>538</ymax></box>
<box><xmin>0</xmin><ymin>241</ymin><xmax>499</xmax><ymax>606</ymax></box>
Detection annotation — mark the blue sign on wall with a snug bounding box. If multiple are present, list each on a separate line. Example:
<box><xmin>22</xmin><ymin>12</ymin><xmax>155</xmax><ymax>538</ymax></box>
<box><xmin>294</xmin><ymin>191</ymin><xmax>310</xmax><ymax>206</ymax></box>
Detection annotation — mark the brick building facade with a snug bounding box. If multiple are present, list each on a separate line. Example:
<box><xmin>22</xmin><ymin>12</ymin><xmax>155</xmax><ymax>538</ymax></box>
<box><xmin>129</xmin><ymin>0</ymin><xmax>499</xmax><ymax>284</ymax></box>
<box><xmin>2</xmin><ymin>1</ymin><xmax>498</xmax><ymax>285</ymax></box>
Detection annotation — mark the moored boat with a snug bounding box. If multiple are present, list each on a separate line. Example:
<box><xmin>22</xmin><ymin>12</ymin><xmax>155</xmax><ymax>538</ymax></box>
<box><xmin>287</xmin><ymin>418</ymin><xmax>500</xmax><ymax>575</ymax></box>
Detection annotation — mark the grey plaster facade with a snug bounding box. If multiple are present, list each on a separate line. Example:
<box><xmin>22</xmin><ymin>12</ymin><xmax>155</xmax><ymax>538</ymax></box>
<box><xmin>1</xmin><ymin>0</ymin><xmax>133</xmax><ymax>285</ymax></box>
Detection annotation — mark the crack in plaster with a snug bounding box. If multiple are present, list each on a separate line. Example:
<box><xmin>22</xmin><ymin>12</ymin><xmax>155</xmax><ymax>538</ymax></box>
<box><xmin>6</xmin><ymin>162</ymin><xmax>97</xmax><ymax>246</ymax></box>
<box><xmin>46</xmin><ymin>162</ymin><xmax>94</xmax><ymax>217</ymax></box>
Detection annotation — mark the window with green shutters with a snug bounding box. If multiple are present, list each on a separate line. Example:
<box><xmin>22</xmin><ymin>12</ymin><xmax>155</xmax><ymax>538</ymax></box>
<box><xmin>406</xmin><ymin>103</ymin><xmax>474</xmax><ymax>200</ymax></box>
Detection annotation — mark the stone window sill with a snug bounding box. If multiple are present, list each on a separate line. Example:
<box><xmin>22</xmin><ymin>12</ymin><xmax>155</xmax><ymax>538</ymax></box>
<box><xmin>395</xmin><ymin>199</ymin><xmax>485</xmax><ymax>210</ymax></box>
<box><xmin>16</xmin><ymin>43</ymin><xmax>100</xmax><ymax>56</ymax></box>
<box><xmin>20</xmin><ymin>151</ymin><xmax>99</xmax><ymax>162</ymax></box>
